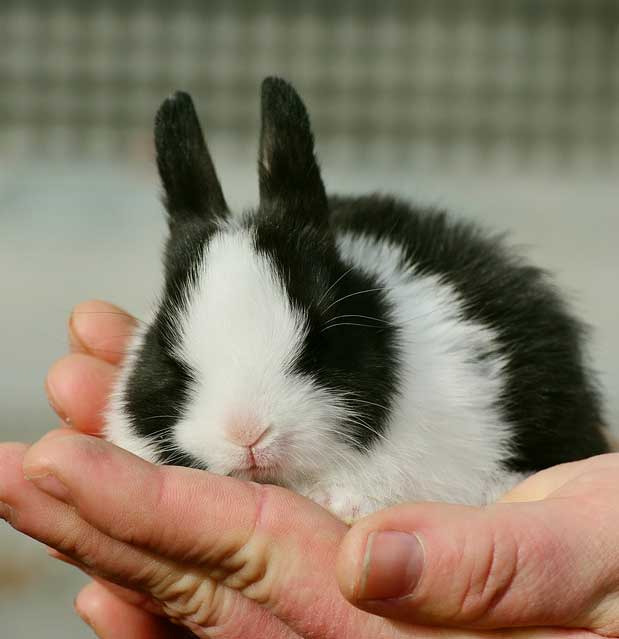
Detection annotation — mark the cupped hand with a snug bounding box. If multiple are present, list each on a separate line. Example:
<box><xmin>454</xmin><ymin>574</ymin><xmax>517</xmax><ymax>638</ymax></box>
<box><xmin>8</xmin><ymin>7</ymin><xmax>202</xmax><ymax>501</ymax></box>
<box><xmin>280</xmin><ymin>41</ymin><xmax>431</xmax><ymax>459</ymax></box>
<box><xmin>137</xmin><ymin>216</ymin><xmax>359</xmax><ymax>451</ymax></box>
<box><xmin>338</xmin><ymin>444</ymin><xmax>619</xmax><ymax>636</ymax></box>
<box><xmin>0</xmin><ymin>300</ymin><xmax>604</xmax><ymax>639</ymax></box>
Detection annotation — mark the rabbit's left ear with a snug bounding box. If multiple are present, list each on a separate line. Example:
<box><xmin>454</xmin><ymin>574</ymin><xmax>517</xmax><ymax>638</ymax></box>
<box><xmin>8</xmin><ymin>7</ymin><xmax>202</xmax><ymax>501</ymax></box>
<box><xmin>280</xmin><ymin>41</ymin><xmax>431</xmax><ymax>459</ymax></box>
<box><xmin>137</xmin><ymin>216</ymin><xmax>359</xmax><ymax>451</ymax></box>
<box><xmin>258</xmin><ymin>77</ymin><xmax>328</xmax><ymax>226</ymax></box>
<box><xmin>155</xmin><ymin>91</ymin><xmax>228</xmax><ymax>226</ymax></box>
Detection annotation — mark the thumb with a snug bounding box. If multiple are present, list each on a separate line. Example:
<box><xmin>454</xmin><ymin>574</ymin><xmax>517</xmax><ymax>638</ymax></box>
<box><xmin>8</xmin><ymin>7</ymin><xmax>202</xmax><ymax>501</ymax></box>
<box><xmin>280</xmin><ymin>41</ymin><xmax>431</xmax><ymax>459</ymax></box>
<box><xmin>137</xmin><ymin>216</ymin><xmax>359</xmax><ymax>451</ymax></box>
<box><xmin>336</xmin><ymin>499</ymin><xmax>615</xmax><ymax>632</ymax></box>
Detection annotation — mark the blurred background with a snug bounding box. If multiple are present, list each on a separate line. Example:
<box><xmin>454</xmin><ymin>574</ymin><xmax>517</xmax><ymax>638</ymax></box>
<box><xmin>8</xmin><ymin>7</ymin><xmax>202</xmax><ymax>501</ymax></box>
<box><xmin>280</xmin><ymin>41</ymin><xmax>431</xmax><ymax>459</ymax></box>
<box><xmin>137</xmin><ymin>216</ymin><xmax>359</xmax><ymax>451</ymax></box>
<box><xmin>1</xmin><ymin>1</ymin><xmax>617</xmax><ymax>636</ymax></box>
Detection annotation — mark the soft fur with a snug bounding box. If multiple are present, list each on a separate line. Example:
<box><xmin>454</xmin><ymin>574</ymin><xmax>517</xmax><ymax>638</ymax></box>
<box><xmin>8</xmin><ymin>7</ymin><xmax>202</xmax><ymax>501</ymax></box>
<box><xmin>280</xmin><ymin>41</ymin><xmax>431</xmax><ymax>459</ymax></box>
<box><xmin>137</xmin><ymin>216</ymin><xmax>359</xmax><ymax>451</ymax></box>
<box><xmin>105</xmin><ymin>77</ymin><xmax>608</xmax><ymax>523</ymax></box>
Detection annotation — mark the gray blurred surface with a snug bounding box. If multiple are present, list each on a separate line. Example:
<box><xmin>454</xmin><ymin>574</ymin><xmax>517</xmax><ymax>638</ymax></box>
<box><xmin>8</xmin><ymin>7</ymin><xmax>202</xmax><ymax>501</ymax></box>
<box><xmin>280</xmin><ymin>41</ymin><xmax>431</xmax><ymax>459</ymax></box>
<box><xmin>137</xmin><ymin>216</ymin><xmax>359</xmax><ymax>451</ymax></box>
<box><xmin>2</xmin><ymin>1</ymin><xmax>618</xmax><ymax>169</ymax></box>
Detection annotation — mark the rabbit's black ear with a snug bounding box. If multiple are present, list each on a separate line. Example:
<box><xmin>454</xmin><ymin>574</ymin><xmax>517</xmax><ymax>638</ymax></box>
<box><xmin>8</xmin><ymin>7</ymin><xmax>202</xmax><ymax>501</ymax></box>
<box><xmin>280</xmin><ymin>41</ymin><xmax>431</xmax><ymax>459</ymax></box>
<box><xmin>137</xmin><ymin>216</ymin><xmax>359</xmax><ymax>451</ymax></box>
<box><xmin>155</xmin><ymin>91</ymin><xmax>228</xmax><ymax>225</ymax></box>
<box><xmin>258</xmin><ymin>77</ymin><xmax>327</xmax><ymax>225</ymax></box>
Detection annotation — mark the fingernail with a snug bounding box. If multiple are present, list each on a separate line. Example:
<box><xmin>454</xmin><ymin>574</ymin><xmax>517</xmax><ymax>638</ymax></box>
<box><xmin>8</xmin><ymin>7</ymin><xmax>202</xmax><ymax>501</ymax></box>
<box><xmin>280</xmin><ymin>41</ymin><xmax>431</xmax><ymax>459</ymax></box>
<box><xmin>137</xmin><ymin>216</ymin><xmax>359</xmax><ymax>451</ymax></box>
<box><xmin>358</xmin><ymin>531</ymin><xmax>425</xmax><ymax>601</ymax></box>
<box><xmin>26</xmin><ymin>473</ymin><xmax>71</xmax><ymax>503</ymax></box>
<box><xmin>0</xmin><ymin>501</ymin><xmax>14</xmax><ymax>523</ymax></box>
<box><xmin>45</xmin><ymin>379</ymin><xmax>72</xmax><ymax>426</ymax></box>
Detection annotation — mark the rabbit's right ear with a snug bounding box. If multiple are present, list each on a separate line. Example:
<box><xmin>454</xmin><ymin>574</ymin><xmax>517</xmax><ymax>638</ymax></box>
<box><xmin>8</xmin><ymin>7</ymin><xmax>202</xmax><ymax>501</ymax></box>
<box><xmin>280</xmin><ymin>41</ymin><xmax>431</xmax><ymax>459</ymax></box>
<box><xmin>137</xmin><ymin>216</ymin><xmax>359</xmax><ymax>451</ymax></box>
<box><xmin>154</xmin><ymin>92</ymin><xmax>228</xmax><ymax>225</ymax></box>
<box><xmin>258</xmin><ymin>77</ymin><xmax>328</xmax><ymax>226</ymax></box>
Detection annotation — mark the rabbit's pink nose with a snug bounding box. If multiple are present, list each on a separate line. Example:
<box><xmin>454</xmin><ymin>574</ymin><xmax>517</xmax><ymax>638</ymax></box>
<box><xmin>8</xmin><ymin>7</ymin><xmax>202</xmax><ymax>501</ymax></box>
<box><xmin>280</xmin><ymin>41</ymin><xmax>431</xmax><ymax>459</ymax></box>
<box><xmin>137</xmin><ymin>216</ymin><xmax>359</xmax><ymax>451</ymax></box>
<box><xmin>225</xmin><ymin>416</ymin><xmax>270</xmax><ymax>448</ymax></box>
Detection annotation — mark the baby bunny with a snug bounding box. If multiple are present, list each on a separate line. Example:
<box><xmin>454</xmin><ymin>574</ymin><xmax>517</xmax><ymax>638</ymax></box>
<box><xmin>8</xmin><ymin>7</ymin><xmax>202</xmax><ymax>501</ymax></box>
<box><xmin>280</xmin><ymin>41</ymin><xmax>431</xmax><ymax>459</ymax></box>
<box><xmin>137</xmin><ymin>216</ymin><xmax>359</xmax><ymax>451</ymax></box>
<box><xmin>105</xmin><ymin>77</ymin><xmax>608</xmax><ymax>523</ymax></box>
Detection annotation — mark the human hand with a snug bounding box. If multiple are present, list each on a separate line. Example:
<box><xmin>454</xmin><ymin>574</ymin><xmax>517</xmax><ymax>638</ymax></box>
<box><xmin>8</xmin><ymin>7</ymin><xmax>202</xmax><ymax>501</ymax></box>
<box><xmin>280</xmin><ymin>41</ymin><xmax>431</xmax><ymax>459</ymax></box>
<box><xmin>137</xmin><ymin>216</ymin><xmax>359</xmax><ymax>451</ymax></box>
<box><xmin>0</xmin><ymin>301</ymin><xmax>602</xmax><ymax>638</ymax></box>
<box><xmin>337</xmin><ymin>452</ymin><xmax>619</xmax><ymax>637</ymax></box>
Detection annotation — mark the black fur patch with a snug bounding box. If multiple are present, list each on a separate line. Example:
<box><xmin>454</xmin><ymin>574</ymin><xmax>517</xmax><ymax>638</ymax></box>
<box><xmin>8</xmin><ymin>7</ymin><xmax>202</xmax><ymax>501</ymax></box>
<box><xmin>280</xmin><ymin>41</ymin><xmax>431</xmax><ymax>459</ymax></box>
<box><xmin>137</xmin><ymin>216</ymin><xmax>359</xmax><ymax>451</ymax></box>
<box><xmin>155</xmin><ymin>91</ymin><xmax>228</xmax><ymax>224</ymax></box>
<box><xmin>250</xmin><ymin>210</ymin><xmax>401</xmax><ymax>451</ymax></box>
<box><xmin>258</xmin><ymin>77</ymin><xmax>328</xmax><ymax>226</ymax></box>
<box><xmin>330</xmin><ymin>194</ymin><xmax>608</xmax><ymax>471</ymax></box>
<box><xmin>122</xmin><ymin>223</ymin><xmax>214</xmax><ymax>467</ymax></box>
<box><xmin>122</xmin><ymin>321</ymin><xmax>197</xmax><ymax>468</ymax></box>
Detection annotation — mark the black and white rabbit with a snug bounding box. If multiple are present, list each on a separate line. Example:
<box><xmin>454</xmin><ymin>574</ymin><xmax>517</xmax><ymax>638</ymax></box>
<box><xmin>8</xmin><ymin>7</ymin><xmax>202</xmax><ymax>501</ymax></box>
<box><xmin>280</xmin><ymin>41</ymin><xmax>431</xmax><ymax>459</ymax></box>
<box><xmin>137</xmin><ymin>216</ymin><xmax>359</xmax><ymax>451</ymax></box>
<box><xmin>105</xmin><ymin>77</ymin><xmax>609</xmax><ymax>523</ymax></box>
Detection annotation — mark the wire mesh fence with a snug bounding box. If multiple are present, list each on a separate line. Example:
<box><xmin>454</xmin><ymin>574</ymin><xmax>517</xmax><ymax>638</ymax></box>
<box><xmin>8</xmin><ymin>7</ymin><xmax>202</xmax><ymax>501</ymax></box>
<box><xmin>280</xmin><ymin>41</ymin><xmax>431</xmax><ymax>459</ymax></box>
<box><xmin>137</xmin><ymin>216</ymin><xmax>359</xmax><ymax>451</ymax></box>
<box><xmin>1</xmin><ymin>0</ymin><xmax>618</xmax><ymax>169</ymax></box>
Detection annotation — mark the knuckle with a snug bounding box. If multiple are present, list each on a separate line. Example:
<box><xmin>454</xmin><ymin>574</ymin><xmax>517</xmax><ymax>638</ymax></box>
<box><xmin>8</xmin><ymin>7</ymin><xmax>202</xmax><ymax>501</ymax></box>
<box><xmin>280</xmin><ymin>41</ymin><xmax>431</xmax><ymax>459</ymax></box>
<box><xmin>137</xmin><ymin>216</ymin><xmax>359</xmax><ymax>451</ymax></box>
<box><xmin>220</xmin><ymin>482</ymin><xmax>279</xmax><ymax>606</ymax></box>
<box><xmin>223</xmin><ymin>494</ymin><xmax>269</xmax><ymax>593</ymax></box>
<box><xmin>122</xmin><ymin>476</ymin><xmax>286</xmax><ymax>626</ymax></box>
<box><xmin>455</xmin><ymin>523</ymin><xmax>520</xmax><ymax>623</ymax></box>
<box><xmin>155</xmin><ymin>572</ymin><xmax>222</xmax><ymax>628</ymax></box>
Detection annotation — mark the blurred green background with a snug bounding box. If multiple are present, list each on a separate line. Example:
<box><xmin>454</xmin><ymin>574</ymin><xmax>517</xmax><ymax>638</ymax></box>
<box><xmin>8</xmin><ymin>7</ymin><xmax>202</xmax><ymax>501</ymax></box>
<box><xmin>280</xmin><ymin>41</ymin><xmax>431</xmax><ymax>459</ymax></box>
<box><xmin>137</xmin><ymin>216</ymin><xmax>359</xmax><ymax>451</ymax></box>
<box><xmin>1</xmin><ymin>1</ymin><xmax>617</xmax><ymax>636</ymax></box>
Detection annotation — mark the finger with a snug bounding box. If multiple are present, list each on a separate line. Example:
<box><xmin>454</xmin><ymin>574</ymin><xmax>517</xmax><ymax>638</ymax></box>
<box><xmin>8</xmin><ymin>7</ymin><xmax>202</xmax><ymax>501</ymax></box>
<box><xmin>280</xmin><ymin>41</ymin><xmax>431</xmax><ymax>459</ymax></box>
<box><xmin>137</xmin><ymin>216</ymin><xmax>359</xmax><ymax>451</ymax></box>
<box><xmin>336</xmin><ymin>498</ymin><xmax>618</xmax><ymax>633</ymax></box>
<box><xmin>0</xmin><ymin>441</ymin><xmax>179</xmax><ymax>588</ymax></box>
<box><xmin>69</xmin><ymin>300</ymin><xmax>138</xmax><ymax>365</ymax></box>
<box><xmin>46</xmin><ymin>354</ymin><xmax>116</xmax><ymax>434</ymax></box>
<box><xmin>20</xmin><ymin>432</ymin><xmax>351</xmax><ymax>631</ymax></box>
<box><xmin>49</xmin><ymin>550</ymin><xmax>161</xmax><ymax>613</ymax></box>
<box><xmin>23</xmin><ymin>431</ymin><xmax>274</xmax><ymax>565</ymax></box>
<box><xmin>19</xmin><ymin>431</ymin><xmax>415</xmax><ymax>638</ymax></box>
<box><xmin>75</xmin><ymin>581</ymin><xmax>183</xmax><ymax>639</ymax></box>
<box><xmin>0</xmin><ymin>441</ymin><xmax>301</xmax><ymax>639</ymax></box>
<box><xmin>49</xmin><ymin>555</ymin><xmax>601</xmax><ymax>639</ymax></box>
<box><xmin>499</xmin><ymin>453</ymin><xmax>619</xmax><ymax>503</ymax></box>
<box><xmin>75</xmin><ymin>579</ymin><xmax>603</xmax><ymax>639</ymax></box>
<box><xmin>16</xmin><ymin>434</ymin><xmax>600</xmax><ymax>639</ymax></box>
<box><xmin>68</xmin><ymin>555</ymin><xmax>303</xmax><ymax>639</ymax></box>
<box><xmin>65</xmin><ymin>557</ymin><xmax>301</xmax><ymax>639</ymax></box>
<box><xmin>76</xmin><ymin>579</ymin><xmax>301</xmax><ymax>639</ymax></box>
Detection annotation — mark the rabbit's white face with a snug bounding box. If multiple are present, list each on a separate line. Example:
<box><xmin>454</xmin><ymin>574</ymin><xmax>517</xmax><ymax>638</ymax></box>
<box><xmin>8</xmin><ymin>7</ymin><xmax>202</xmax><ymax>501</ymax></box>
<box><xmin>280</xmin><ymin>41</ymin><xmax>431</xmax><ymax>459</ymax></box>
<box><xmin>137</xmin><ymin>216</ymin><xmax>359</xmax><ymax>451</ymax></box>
<box><xmin>105</xmin><ymin>225</ymin><xmax>351</xmax><ymax>488</ymax></box>
<box><xmin>167</xmin><ymin>227</ymin><xmax>351</xmax><ymax>483</ymax></box>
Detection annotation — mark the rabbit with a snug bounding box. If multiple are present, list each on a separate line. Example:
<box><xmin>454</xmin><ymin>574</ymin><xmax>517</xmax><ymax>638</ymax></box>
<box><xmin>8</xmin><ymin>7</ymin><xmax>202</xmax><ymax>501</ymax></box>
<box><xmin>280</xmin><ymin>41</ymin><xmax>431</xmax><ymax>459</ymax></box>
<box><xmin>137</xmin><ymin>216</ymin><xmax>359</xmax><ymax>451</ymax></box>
<box><xmin>104</xmin><ymin>77</ymin><xmax>609</xmax><ymax>524</ymax></box>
